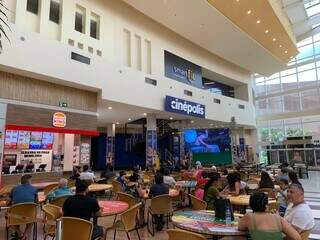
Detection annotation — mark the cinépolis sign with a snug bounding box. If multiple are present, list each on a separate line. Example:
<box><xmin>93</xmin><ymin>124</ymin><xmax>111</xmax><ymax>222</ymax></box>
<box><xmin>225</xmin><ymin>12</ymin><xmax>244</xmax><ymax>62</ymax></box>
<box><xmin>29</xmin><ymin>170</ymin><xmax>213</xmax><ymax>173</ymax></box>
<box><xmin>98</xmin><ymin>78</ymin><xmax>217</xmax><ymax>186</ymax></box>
<box><xmin>164</xmin><ymin>96</ymin><xmax>205</xmax><ymax>118</ymax></box>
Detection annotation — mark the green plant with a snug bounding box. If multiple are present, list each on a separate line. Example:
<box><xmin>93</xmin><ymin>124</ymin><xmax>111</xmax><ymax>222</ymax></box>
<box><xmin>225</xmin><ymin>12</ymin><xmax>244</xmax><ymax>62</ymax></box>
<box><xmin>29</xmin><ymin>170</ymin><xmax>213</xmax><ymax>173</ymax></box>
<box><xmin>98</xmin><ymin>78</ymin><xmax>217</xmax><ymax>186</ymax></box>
<box><xmin>0</xmin><ymin>0</ymin><xmax>10</xmax><ymax>52</ymax></box>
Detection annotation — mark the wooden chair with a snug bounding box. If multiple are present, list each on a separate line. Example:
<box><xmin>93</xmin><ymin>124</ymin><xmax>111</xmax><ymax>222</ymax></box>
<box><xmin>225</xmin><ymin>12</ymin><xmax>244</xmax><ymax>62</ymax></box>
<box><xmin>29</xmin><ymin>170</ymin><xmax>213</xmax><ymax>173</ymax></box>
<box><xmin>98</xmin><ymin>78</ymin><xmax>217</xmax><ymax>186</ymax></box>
<box><xmin>43</xmin><ymin>183</ymin><xmax>59</xmax><ymax>196</ymax></box>
<box><xmin>300</xmin><ymin>229</ymin><xmax>312</xmax><ymax>240</ymax></box>
<box><xmin>117</xmin><ymin>192</ymin><xmax>136</xmax><ymax>208</ymax></box>
<box><xmin>267</xmin><ymin>201</ymin><xmax>279</xmax><ymax>213</ymax></box>
<box><xmin>167</xmin><ymin>229</ymin><xmax>206</xmax><ymax>240</ymax></box>
<box><xmin>50</xmin><ymin>195</ymin><xmax>70</xmax><ymax>208</ymax></box>
<box><xmin>42</xmin><ymin>204</ymin><xmax>62</xmax><ymax>240</ymax></box>
<box><xmin>111</xmin><ymin>180</ymin><xmax>123</xmax><ymax>197</ymax></box>
<box><xmin>147</xmin><ymin>194</ymin><xmax>172</xmax><ymax>236</ymax></box>
<box><xmin>5</xmin><ymin>203</ymin><xmax>38</xmax><ymax>240</ymax></box>
<box><xmin>60</xmin><ymin>217</ymin><xmax>93</xmax><ymax>240</ymax></box>
<box><xmin>258</xmin><ymin>188</ymin><xmax>276</xmax><ymax>198</ymax></box>
<box><xmin>0</xmin><ymin>184</ymin><xmax>15</xmax><ymax>197</ymax></box>
<box><xmin>67</xmin><ymin>180</ymin><xmax>76</xmax><ymax>188</ymax></box>
<box><xmin>106</xmin><ymin>203</ymin><xmax>141</xmax><ymax>240</ymax></box>
<box><xmin>189</xmin><ymin>194</ymin><xmax>207</xmax><ymax>210</ymax></box>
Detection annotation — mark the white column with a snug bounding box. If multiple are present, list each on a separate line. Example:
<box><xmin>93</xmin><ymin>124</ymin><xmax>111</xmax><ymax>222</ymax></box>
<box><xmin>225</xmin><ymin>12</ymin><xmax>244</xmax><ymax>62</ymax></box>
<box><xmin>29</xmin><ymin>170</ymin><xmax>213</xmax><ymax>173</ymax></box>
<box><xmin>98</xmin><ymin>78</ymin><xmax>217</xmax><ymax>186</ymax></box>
<box><xmin>0</xmin><ymin>103</ymin><xmax>7</xmax><ymax>186</ymax></box>
<box><xmin>63</xmin><ymin>134</ymin><xmax>74</xmax><ymax>171</ymax></box>
<box><xmin>146</xmin><ymin>114</ymin><xmax>157</xmax><ymax>168</ymax></box>
<box><xmin>106</xmin><ymin>124</ymin><xmax>115</xmax><ymax>166</ymax></box>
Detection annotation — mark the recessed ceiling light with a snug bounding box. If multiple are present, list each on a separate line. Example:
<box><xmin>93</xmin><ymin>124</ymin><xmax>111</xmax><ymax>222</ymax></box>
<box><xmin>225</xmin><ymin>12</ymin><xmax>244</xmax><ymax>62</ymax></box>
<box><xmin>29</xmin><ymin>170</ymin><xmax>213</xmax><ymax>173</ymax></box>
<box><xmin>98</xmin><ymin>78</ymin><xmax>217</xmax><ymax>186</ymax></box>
<box><xmin>143</xmin><ymin>113</ymin><xmax>147</xmax><ymax>116</ymax></box>
<box><xmin>128</xmin><ymin>118</ymin><xmax>132</xmax><ymax>121</ymax></box>
<box><xmin>236</xmin><ymin>0</ymin><xmax>240</xmax><ymax>2</ymax></box>
<box><xmin>272</xmin><ymin>38</ymin><xmax>276</xmax><ymax>41</ymax></box>
<box><xmin>290</xmin><ymin>56</ymin><xmax>294</xmax><ymax>58</ymax></box>
<box><xmin>169</xmin><ymin>117</ymin><xmax>173</xmax><ymax>120</ymax></box>
<box><xmin>279</xmin><ymin>44</ymin><xmax>282</xmax><ymax>48</ymax></box>
<box><xmin>116</xmin><ymin>122</ymin><xmax>120</xmax><ymax>124</ymax></box>
<box><xmin>284</xmin><ymin>50</ymin><xmax>288</xmax><ymax>54</ymax></box>
<box><xmin>265</xmin><ymin>29</ymin><xmax>269</xmax><ymax>33</ymax></box>
<box><xmin>247</xmin><ymin>10</ymin><xmax>252</xmax><ymax>15</ymax></box>
<box><xmin>107</xmin><ymin>106</ymin><xmax>112</xmax><ymax>110</ymax></box>
<box><xmin>190</xmin><ymin>120</ymin><xmax>194</xmax><ymax>124</ymax></box>
<box><xmin>256</xmin><ymin>20</ymin><xmax>261</xmax><ymax>24</ymax></box>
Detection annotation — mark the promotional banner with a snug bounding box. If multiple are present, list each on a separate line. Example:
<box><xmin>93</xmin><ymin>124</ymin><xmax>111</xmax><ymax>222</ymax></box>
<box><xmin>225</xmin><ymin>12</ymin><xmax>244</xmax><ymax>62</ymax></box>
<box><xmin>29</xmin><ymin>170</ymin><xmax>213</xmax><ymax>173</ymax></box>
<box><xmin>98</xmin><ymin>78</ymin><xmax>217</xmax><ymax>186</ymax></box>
<box><xmin>146</xmin><ymin>130</ymin><xmax>157</xmax><ymax>168</ymax></box>
<box><xmin>106</xmin><ymin>136</ymin><xmax>115</xmax><ymax>165</ymax></box>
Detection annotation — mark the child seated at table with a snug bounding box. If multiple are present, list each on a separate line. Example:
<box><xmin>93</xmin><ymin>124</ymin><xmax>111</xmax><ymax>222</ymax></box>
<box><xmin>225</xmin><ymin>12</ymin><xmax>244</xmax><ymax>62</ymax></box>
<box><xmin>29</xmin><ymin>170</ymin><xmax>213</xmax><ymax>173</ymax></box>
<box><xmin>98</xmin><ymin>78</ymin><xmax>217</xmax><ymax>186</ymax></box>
<box><xmin>276</xmin><ymin>178</ymin><xmax>289</xmax><ymax>216</ymax></box>
<box><xmin>204</xmin><ymin>172</ymin><xmax>221</xmax><ymax>210</ymax></box>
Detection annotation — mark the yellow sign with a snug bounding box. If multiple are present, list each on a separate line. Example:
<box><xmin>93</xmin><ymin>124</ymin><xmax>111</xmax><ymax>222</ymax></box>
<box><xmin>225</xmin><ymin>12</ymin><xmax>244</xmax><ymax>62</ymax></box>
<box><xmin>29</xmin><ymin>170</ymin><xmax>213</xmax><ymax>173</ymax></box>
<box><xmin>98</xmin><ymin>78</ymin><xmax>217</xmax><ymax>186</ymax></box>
<box><xmin>53</xmin><ymin>112</ymin><xmax>66</xmax><ymax>128</ymax></box>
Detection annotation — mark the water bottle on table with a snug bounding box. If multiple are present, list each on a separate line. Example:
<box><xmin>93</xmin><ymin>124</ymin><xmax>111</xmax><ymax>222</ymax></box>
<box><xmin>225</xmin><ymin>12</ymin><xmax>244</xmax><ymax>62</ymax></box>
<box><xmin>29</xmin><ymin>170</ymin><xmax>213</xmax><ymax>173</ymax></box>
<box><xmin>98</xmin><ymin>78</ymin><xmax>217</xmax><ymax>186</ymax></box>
<box><xmin>225</xmin><ymin>205</ymin><xmax>232</xmax><ymax>226</ymax></box>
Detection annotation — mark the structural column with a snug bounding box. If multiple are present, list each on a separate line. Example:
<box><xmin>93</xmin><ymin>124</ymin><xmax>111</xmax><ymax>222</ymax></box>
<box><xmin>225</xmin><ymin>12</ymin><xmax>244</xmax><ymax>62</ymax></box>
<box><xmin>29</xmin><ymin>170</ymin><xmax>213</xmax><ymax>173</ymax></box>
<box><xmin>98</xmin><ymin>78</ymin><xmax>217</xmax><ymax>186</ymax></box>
<box><xmin>107</xmin><ymin>124</ymin><xmax>116</xmax><ymax>166</ymax></box>
<box><xmin>146</xmin><ymin>114</ymin><xmax>157</xmax><ymax>168</ymax></box>
<box><xmin>0</xmin><ymin>103</ymin><xmax>7</xmax><ymax>186</ymax></box>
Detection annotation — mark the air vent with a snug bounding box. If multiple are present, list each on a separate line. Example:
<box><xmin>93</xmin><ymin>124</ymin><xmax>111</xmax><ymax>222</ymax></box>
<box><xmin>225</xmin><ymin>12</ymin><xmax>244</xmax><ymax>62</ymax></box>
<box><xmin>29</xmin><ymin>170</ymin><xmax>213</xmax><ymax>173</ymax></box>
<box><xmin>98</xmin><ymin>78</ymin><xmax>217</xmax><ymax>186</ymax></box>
<box><xmin>214</xmin><ymin>98</ymin><xmax>221</xmax><ymax>104</ymax></box>
<box><xmin>184</xmin><ymin>90</ymin><xmax>192</xmax><ymax>96</ymax></box>
<box><xmin>71</xmin><ymin>52</ymin><xmax>90</xmax><ymax>65</ymax></box>
<box><xmin>145</xmin><ymin>77</ymin><xmax>157</xmax><ymax>86</ymax></box>
<box><xmin>239</xmin><ymin>104</ymin><xmax>245</xmax><ymax>109</ymax></box>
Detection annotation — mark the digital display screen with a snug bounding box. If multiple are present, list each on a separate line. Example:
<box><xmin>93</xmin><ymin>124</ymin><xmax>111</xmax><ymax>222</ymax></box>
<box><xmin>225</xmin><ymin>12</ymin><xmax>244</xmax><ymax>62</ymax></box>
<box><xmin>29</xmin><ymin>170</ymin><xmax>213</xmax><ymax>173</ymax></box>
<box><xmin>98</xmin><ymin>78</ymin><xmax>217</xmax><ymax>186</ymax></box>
<box><xmin>17</xmin><ymin>131</ymin><xmax>31</xmax><ymax>149</ymax></box>
<box><xmin>29</xmin><ymin>132</ymin><xmax>43</xmax><ymax>149</ymax></box>
<box><xmin>4</xmin><ymin>130</ymin><xmax>18</xmax><ymax>149</ymax></box>
<box><xmin>41</xmin><ymin>132</ymin><xmax>54</xmax><ymax>149</ymax></box>
<box><xmin>184</xmin><ymin>128</ymin><xmax>231</xmax><ymax>153</ymax></box>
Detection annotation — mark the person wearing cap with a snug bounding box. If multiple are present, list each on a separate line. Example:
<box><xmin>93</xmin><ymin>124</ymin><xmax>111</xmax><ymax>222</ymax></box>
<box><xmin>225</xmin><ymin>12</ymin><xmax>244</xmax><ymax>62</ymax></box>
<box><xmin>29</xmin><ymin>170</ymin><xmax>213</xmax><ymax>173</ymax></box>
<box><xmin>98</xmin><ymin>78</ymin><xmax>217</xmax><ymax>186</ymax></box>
<box><xmin>63</xmin><ymin>180</ymin><xmax>104</xmax><ymax>239</ymax></box>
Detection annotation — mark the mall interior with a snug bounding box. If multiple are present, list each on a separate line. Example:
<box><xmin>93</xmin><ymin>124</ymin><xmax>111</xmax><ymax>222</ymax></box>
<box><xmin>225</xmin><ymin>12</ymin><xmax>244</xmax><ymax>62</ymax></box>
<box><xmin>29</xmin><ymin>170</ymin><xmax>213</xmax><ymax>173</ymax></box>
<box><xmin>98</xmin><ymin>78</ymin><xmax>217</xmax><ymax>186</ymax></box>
<box><xmin>0</xmin><ymin>0</ymin><xmax>320</xmax><ymax>239</ymax></box>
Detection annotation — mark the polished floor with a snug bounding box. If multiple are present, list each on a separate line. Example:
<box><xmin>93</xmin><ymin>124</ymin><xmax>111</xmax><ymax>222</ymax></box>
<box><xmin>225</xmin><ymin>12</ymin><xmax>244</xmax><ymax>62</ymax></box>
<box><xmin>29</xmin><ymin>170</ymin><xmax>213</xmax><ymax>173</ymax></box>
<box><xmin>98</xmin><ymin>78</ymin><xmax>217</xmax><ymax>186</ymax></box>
<box><xmin>1</xmin><ymin>172</ymin><xmax>320</xmax><ymax>240</ymax></box>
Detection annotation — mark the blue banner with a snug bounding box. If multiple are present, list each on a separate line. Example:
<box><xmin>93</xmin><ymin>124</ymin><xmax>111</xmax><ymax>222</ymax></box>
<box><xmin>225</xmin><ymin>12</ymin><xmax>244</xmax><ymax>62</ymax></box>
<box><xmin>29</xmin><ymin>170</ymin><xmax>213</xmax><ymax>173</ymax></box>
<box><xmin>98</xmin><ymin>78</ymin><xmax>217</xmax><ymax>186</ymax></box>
<box><xmin>165</xmin><ymin>96</ymin><xmax>205</xmax><ymax>118</ymax></box>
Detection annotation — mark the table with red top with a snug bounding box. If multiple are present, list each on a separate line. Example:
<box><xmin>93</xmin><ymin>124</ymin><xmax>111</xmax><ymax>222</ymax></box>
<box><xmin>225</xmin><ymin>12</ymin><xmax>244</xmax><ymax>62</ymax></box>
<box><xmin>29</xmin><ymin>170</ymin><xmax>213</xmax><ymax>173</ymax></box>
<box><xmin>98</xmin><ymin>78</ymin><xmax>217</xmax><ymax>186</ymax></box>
<box><xmin>98</xmin><ymin>200</ymin><xmax>129</xmax><ymax>217</ymax></box>
<box><xmin>32</xmin><ymin>181</ymin><xmax>59</xmax><ymax>190</ymax></box>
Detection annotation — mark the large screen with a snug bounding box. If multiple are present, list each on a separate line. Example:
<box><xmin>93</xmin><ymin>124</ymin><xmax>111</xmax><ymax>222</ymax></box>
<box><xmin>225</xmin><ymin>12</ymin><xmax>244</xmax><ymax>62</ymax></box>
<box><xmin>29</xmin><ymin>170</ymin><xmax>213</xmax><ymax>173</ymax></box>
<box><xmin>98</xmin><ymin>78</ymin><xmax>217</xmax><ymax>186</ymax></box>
<box><xmin>41</xmin><ymin>132</ymin><xmax>54</xmax><ymax>149</ymax></box>
<box><xmin>184</xmin><ymin>128</ymin><xmax>231</xmax><ymax>153</ymax></box>
<box><xmin>29</xmin><ymin>131</ymin><xmax>43</xmax><ymax>149</ymax></box>
<box><xmin>4</xmin><ymin>130</ymin><xmax>19</xmax><ymax>149</ymax></box>
<box><xmin>17</xmin><ymin>131</ymin><xmax>31</xmax><ymax>149</ymax></box>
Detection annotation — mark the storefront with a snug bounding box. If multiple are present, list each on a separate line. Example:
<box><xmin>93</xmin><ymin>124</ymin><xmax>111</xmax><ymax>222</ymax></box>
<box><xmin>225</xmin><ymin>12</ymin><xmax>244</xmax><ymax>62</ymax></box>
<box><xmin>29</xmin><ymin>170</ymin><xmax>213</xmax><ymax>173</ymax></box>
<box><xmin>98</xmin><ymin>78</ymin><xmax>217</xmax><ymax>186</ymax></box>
<box><xmin>1</xmin><ymin>104</ymin><xmax>98</xmax><ymax>175</ymax></box>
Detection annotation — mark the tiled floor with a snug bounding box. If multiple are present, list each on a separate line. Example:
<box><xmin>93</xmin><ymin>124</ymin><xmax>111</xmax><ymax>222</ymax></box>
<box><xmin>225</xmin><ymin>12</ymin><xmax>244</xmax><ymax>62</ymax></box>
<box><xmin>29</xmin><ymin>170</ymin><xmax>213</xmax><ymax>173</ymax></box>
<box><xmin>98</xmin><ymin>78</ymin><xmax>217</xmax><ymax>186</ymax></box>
<box><xmin>1</xmin><ymin>171</ymin><xmax>320</xmax><ymax>240</ymax></box>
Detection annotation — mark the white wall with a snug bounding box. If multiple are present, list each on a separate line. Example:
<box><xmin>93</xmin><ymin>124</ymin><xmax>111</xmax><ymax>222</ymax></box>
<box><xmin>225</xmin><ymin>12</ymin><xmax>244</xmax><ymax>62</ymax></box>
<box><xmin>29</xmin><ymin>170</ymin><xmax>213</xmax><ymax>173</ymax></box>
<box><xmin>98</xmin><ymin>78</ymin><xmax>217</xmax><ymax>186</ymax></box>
<box><xmin>63</xmin><ymin>134</ymin><xmax>74</xmax><ymax>171</ymax></box>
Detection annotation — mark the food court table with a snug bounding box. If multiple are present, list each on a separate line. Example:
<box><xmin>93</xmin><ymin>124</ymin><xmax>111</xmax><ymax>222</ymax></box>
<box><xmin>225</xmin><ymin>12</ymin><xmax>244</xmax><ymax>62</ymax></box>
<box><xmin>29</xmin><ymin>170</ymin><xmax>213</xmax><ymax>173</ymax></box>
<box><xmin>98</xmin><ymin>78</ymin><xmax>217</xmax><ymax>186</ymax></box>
<box><xmin>229</xmin><ymin>195</ymin><xmax>277</xmax><ymax>206</ymax></box>
<box><xmin>98</xmin><ymin>200</ymin><xmax>129</xmax><ymax>217</ymax></box>
<box><xmin>172</xmin><ymin>210</ymin><xmax>247</xmax><ymax>238</ymax></box>
<box><xmin>32</xmin><ymin>181</ymin><xmax>59</xmax><ymax>190</ymax></box>
<box><xmin>144</xmin><ymin>189</ymin><xmax>180</xmax><ymax>199</ymax></box>
<box><xmin>176</xmin><ymin>181</ymin><xmax>197</xmax><ymax>189</ymax></box>
<box><xmin>88</xmin><ymin>184</ymin><xmax>112</xmax><ymax>192</ymax></box>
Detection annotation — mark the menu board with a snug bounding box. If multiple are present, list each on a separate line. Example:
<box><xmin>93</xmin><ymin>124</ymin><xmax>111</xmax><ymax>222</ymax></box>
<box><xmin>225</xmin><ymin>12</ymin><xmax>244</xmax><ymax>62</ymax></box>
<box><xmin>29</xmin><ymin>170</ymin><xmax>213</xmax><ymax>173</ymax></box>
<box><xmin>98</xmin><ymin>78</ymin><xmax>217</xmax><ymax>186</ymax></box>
<box><xmin>41</xmin><ymin>132</ymin><xmax>54</xmax><ymax>149</ymax></box>
<box><xmin>29</xmin><ymin>132</ymin><xmax>43</xmax><ymax>149</ymax></box>
<box><xmin>17</xmin><ymin>131</ymin><xmax>31</xmax><ymax>149</ymax></box>
<box><xmin>4</xmin><ymin>130</ymin><xmax>18</xmax><ymax>149</ymax></box>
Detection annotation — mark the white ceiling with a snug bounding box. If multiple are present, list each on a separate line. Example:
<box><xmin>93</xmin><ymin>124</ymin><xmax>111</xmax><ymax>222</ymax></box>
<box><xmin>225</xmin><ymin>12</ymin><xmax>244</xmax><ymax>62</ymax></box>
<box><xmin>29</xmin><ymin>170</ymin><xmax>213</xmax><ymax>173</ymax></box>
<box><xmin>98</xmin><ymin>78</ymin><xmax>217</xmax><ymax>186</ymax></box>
<box><xmin>122</xmin><ymin>0</ymin><xmax>289</xmax><ymax>76</ymax></box>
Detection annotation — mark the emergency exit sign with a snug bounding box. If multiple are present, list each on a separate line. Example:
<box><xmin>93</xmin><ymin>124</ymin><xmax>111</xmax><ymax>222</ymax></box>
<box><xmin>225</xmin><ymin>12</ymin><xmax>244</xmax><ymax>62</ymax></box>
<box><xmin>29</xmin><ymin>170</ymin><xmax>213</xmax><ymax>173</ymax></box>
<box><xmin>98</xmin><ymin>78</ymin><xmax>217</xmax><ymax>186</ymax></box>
<box><xmin>59</xmin><ymin>102</ymin><xmax>68</xmax><ymax>108</ymax></box>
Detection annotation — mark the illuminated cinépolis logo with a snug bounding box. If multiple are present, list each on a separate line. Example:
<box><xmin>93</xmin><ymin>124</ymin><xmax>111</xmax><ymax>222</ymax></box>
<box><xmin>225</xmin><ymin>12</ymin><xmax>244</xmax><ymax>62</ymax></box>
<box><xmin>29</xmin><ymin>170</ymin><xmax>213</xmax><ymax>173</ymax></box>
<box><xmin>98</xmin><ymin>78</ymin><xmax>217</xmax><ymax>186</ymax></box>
<box><xmin>173</xmin><ymin>66</ymin><xmax>195</xmax><ymax>82</ymax></box>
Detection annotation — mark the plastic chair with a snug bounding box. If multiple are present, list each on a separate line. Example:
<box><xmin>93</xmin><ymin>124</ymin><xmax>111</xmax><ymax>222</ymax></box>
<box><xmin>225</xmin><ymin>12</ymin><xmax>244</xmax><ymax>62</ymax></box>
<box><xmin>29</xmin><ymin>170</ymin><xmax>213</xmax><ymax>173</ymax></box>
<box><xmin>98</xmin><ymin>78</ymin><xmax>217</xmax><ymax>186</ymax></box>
<box><xmin>50</xmin><ymin>195</ymin><xmax>70</xmax><ymax>208</ymax></box>
<box><xmin>117</xmin><ymin>192</ymin><xmax>136</xmax><ymax>208</ymax></box>
<box><xmin>43</xmin><ymin>183</ymin><xmax>59</xmax><ymax>196</ymax></box>
<box><xmin>189</xmin><ymin>194</ymin><xmax>207</xmax><ymax>210</ymax></box>
<box><xmin>106</xmin><ymin>203</ymin><xmax>141</xmax><ymax>240</ymax></box>
<box><xmin>167</xmin><ymin>229</ymin><xmax>206</xmax><ymax>240</ymax></box>
<box><xmin>5</xmin><ymin>203</ymin><xmax>38</xmax><ymax>240</ymax></box>
<box><xmin>42</xmin><ymin>204</ymin><xmax>62</xmax><ymax>240</ymax></box>
<box><xmin>300</xmin><ymin>229</ymin><xmax>312</xmax><ymax>240</ymax></box>
<box><xmin>147</xmin><ymin>194</ymin><xmax>172</xmax><ymax>236</ymax></box>
<box><xmin>60</xmin><ymin>217</ymin><xmax>93</xmax><ymax>240</ymax></box>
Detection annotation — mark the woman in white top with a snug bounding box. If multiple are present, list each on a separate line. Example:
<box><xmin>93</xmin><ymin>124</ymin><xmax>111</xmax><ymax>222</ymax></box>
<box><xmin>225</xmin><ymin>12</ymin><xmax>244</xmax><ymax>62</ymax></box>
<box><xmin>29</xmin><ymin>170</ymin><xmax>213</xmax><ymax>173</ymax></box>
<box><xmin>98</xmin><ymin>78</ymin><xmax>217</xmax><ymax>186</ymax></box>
<box><xmin>163</xmin><ymin>168</ymin><xmax>176</xmax><ymax>187</ymax></box>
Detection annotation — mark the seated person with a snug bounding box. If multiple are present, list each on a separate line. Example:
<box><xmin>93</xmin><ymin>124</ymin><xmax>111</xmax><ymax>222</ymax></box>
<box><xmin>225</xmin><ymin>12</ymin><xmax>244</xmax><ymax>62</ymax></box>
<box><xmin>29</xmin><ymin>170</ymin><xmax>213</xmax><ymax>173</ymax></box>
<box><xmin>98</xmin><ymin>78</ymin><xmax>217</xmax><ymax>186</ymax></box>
<box><xmin>288</xmin><ymin>171</ymin><xmax>302</xmax><ymax>186</ymax></box>
<box><xmin>79</xmin><ymin>165</ymin><xmax>95</xmax><ymax>183</ymax></box>
<box><xmin>197</xmin><ymin>171</ymin><xmax>209</xmax><ymax>188</ymax></box>
<box><xmin>47</xmin><ymin>178</ymin><xmax>73</xmax><ymax>202</ymax></box>
<box><xmin>259</xmin><ymin>171</ymin><xmax>275</xmax><ymax>189</ymax></box>
<box><xmin>276</xmin><ymin>179</ymin><xmax>289</xmax><ymax>216</ymax></box>
<box><xmin>70</xmin><ymin>166</ymin><xmax>81</xmax><ymax>180</ymax></box>
<box><xmin>116</xmin><ymin>170</ymin><xmax>127</xmax><ymax>189</ymax></box>
<box><xmin>7</xmin><ymin>174</ymin><xmax>38</xmax><ymax>205</ymax></box>
<box><xmin>238</xmin><ymin>192</ymin><xmax>300</xmax><ymax>240</ymax></box>
<box><xmin>223</xmin><ymin>172</ymin><xmax>245</xmax><ymax>196</ymax></box>
<box><xmin>203</xmin><ymin>172</ymin><xmax>221</xmax><ymax>210</ymax></box>
<box><xmin>7</xmin><ymin>175</ymin><xmax>38</xmax><ymax>239</ymax></box>
<box><xmin>149</xmin><ymin>173</ymin><xmax>169</xmax><ymax>231</ymax></box>
<box><xmin>63</xmin><ymin>180</ymin><xmax>104</xmax><ymax>240</ymax></box>
<box><xmin>285</xmin><ymin>184</ymin><xmax>314</xmax><ymax>233</ymax></box>
<box><xmin>99</xmin><ymin>166</ymin><xmax>115</xmax><ymax>183</ymax></box>
<box><xmin>163</xmin><ymin>168</ymin><xmax>176</xmax><ymax>187</ymax></box>
<box><xmin>277</xmin><ymin>167</ymin><xmax>289</xmax><ymax>182</ymax></box>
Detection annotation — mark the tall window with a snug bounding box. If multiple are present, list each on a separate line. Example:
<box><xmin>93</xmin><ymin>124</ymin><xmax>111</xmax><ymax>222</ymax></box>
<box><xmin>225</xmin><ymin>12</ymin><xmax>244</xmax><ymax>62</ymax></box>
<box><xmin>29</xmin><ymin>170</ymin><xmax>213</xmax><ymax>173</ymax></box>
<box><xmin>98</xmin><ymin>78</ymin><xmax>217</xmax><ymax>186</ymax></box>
<box><xmin>26</xmin><ymin>0</ymin><xmax>39</xmax><ymax>15</ymax></box>
<box><xmin>90</xmin><ymin>13</ymin><xmax>100</xmax><ymax>39</ymax></box>
<box><xmin>49</xmin><ymin>0</ymin><xmax>60</xmax><ymax>24</ymax></box>
<box><xmin>75</xmin><ymin>5</ymin><xmax>86</xmax><ymax>33</ymax></box>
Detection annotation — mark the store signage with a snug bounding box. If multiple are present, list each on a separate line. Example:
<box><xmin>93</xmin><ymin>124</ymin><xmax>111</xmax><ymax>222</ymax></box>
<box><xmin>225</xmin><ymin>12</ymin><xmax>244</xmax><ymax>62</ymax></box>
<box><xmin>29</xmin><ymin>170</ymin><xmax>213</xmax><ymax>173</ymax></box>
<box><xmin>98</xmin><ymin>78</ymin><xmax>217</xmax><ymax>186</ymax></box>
<box><xmin>53</xmin><ymin>112</ymin><xmax>66</xmax><ymax>128</ymax></box>
<box><xmin>165</xmin><ymin>95</ymin><xmax>205</xmax><ymax>118</ymax></box>
<box><xmin>164</xmin><ymin>51</ymin><xmax>203</xmax><ymax>88</ymax></box>
<box><xmin>59</xmin><ymin>102</ymin><xmax>68</xmax><ymax>108</ymax></box>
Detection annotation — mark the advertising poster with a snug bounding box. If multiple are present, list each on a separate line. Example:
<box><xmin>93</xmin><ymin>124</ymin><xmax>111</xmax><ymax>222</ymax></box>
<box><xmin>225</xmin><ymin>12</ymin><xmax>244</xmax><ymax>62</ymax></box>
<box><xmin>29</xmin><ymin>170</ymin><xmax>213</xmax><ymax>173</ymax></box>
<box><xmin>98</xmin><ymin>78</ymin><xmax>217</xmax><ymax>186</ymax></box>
<box><xmin>80</xmin><ymin>143</ymin><xmax>90</xmax><ymax>164</ymax></box>
<box><xmin>41</xmin><ymin>132</ymin><xmax>54</xmax><ymax>149</ymax></box>
<box><xmin>146</xmin><ymin>130</ymin><xmax>157</xmax><ymax>168</ymax></box>
<box><xmin>17</xmin><ymin>131</ymin><xmax>31</xmax><ymax>149</ymax></box>
<box><xmin>4</xmin><ymin>130</ymin><xmax>18</xmax><ymax>149</ymax></box>
<box><xmin>106</xmin><ymin>136</ymin><xmax>114</xmax><ymax>165</ymax></box>
<box><xmin>30</xmin><ymin>132</ymin><xmax>43</xmax><ymax>149</ymax></box>
<box><xmin>73</xmin><ymin>146</ymin><xmax>80</xmax><ymax>165</ymax></box>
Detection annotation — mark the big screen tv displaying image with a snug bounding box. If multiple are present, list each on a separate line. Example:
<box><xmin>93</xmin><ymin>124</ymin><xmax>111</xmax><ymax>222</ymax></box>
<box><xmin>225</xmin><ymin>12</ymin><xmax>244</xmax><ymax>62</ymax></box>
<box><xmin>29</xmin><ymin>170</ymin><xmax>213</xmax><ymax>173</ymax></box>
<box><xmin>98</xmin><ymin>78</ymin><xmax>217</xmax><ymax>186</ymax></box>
<box><xmin>184</xmin><ymin>128</ymin><xmax>231</xmax><ymax>153</ymax></box>
<box><xmin>29</xmin><ymin>131</ymin><xmax>43</xmax><ymax>149</ymax></box>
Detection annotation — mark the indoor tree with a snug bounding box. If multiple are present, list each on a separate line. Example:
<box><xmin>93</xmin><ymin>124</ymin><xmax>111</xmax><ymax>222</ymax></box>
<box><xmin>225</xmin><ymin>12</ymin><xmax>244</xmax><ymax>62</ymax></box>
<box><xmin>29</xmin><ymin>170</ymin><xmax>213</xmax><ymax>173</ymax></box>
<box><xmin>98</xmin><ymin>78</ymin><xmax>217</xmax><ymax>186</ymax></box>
<box><xmin>0</xmin><ymin>0</ymin><xmax>10</xmax><ymax>52</ymax></box>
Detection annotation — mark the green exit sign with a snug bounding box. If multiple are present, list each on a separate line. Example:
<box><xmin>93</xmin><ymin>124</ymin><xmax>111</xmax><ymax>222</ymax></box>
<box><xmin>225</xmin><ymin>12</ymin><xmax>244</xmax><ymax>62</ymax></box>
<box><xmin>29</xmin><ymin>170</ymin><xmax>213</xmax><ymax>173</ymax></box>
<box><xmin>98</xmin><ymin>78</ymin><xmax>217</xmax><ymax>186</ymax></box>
<box><xmin>59</xmin><ymin>102</ymin><xmax>68</xmax><ymax>108</ymax></box>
